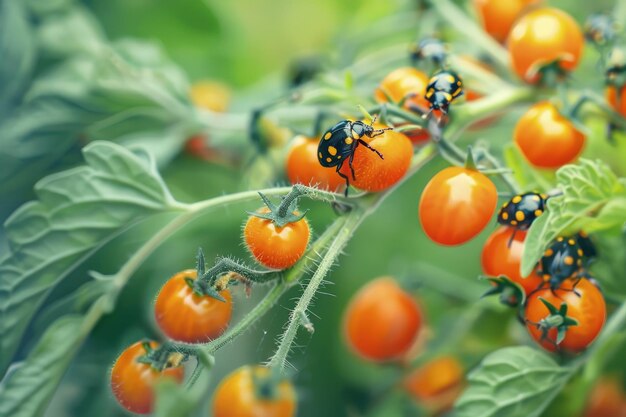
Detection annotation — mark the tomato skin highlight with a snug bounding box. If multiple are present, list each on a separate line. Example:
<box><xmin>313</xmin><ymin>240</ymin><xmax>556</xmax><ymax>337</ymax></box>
<box><xmin>286</xmin><ymin>135</ymin><xmax>344</xmax><ymax>192</ymax></box>
<box><xmin>212</xmin><ymin>366</ymin><xmax>297</xmax><ymax>417</ymax></box>
<box><xmin>344</xmin><ymin>277</ymin><xmax>422</xmax><ymax>362</ymax></box>
<box><xmin>110</xmin><ymin>341</ymin><xmax>184</xmax><ymax>414</ymax></box>
<box><xmin>244</xmin><ymin>208</ymin><xmax>310</xmax><ymax>269</ymax></box>
<box><xmin>606</xmin><ymin>85</ymin><xmax>626</xmax><ymax>118</ymax></box>
<box><xmin>514</xmin><ymin>101</ymin><xmax>585</xmax><ymax>169</ymax></box>
<box><xmin>525</xmin><ymin>278</ymin><xmax>606</xmax><ymax>353</ymax></box>
<box><xmin>338</xmin><ymin>124</ymin><xmax>413</xmax><ymax>192</ymax></box>
<box><xmin>508</xmin><ymin>7</ymin><xmax>584</xmax><ymax>83</ymax></box>
<box><xmin>404</xmin><ymin>356</ymin><xmax>464</xmax><ymax>413</ymax></box>
<box><xmin>419</xmin><ymin>167</ymin><xmax>498</xmax><ymax>246</ymax></box>
<box><xmin>473</xmin><ymin>0</ymin><xmax>539</xmax><ymax>43</ymax></box>
<box><xmin>481</xmin><ymin>227</ymin><xmax>544</xmax><ymax>295</ymax></box>
<box><xmin>154</xmin><ymin>270</ymin><xmax>232</xmax><ymax>343</ymax></box>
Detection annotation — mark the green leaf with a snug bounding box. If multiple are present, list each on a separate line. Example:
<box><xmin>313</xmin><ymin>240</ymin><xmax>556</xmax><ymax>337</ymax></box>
<box><xmin>503</xmin><ymin>145</ymin><xmax>554</xmax><ymax>192</ymax></box>
<box><xmin>454</xmin><ymin>346</ymin><xmax>571</xmax><ymax>417</ymax></box>
<box><xmin>0</xmin><ymin>141</ymin><xmax>179</xmax><ymax>374</ymax></box>
<box><xmin>521</xmin><ymin>159</ymin><xmax>626</xmax><ymax>276</ymax></box>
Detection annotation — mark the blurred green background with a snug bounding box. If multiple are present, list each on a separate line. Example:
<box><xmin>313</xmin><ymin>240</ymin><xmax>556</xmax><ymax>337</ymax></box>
<box><xmin>2</xmin><ymin>0</ymin><xmax>625</xmax><ymax>416</ymax></box>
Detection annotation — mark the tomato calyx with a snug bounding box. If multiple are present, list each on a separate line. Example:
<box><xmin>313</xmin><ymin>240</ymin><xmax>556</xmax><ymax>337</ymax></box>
<box><xmin>250</xmin><ymin>186</ymin><xmax>309</xmax><ymax>228</ymax></box>
<box><xmin>527</xmin><ymin>298</ymin><xmax>579</xmax><ymax>347</ymax></box>
<box><xmin>250</xmin><ymin>367</ymin><xmax>292</xmax><ymax>401</ymax></box>
<box><xmin>529</xmin><ymin>61</ymin><xmax>572</xmax><ymax>88</ymax></box>
<box><xmin>135</xmin><ymin>341</ymin><xmax>187</xmax><ymax>372</ymax></box>
<box><xmin>482</xmin><ymin>275</ymin><xmax>526</xmax><ymax>307</ymax></box>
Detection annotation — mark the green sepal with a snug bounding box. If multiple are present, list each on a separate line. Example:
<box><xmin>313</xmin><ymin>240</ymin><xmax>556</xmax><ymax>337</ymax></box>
<box><xmin>535</xmin><ymin>297</ymin><xmax>579</xmax><ymax>348</ymax></box>
<box><xmin>250</xmin><ymin>188</ymin><xmax>310</xmax><ymax>228</ymax></box>
<box><xmin>464</xmin><ymin>146</ymin><xmax>478</xmax><ymax>170</ymax></box>
<box><xmin>196</xmin><ymin>247</ymin><xmax>206</xmax><ymax>279</ymax></box>
<box><xmin>481</xmin><ymin>275</ymin><xmax>526</xmax><ymax>307</ymax></box>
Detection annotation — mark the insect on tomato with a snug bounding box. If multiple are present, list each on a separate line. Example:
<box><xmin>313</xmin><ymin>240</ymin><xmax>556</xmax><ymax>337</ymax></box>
<box><xmin>286</xmin><ymin>135</ymin><xmax>344</xmax><ymax>192</ymax></box>
<box><xmin>473</xmin><ymin>0</ymin><xmax>539</xmax><ymax>44</ymax></box>
<box><xmin>508</xmin><ymin>7</ymin><xmax>584</xmax><ymax>83</ymax></box>
<box><xmin>154</xmin><ymin>269</ymin><xmax>232</xmax><ymax>343</ymax></box>
<box><xmin>404</xmin><ymin>356</ymin><xmax>465</xmax><ymax>413</ymax></box>
<box><xmin>514</xmin><ymin>101</ymin><xmax>585</xmax><ymax>169</ymax></box>
<box><xmin>212</xmin><ymin>366</ymin><xmax>297</xmax><ymax>417</ymax></box>
<box><xmin>244</xmin><ymin>207</ymin><xmax>310</xmax><ymax>269</ymax></box>
<box><xmin>344</xmin><ymin>277</ymin><xmax>423</xmax><ymax>362</ymax></box>
<box><xmin>525</xmin><ymin>278</ymin><xmax>606</xmax><ymax>353</ymax></box>
<box><xmin>110</xmin><ymin>341</ymin><xmax>184</xmax><ymax>414</ymax></box>
<box><xmin>419</xmin><ymin>166</ymin><xmax>498</xmax><ymax>246</ymax></box>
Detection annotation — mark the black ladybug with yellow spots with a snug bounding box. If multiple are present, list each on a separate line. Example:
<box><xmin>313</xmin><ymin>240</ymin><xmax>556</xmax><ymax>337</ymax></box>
<box><xmin>497</xmin><ymin>192</ymin><xmax>548</xmax><ymax>230</ymax></box>
<box><xmin>538</xmin><ymin>236</ymin><xmax>584</xmax><ymax>289</ymax></box>
<box><xmin>425</xmin><ymin>70</ymin><xmax>463</xmax><ymax>113</ymax></box>
<box><xmin>317</xmin><ymin>120</ymin><xmax>386</xmax><ymax>196</ymax></box>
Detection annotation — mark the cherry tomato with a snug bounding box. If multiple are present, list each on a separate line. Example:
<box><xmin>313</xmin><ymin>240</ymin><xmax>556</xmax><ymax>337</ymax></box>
<box><xmin>606</xmin><ymin>85</ymin><xmax>626</xmax><ymax>118</ymax></box>
<box><xmin>419</xmin><ymin>167</ymin><xmax>498</xmax><ymax>246</ymax></box>
<box><xmin>584</xmin><ymin>378</ymin><xmax>626</xmax><ymax>417</ymax></box>
<box><xmin>244</xmin><ymin>208</ymin><xmax>310</xmax><ymax>269</ymax></box>
<box><xmin>190</xmin><ymin>80</ymin><xmax>231</xmax><ymax>112</ymax></box>
<box><xmin>344</xmin><ymin>277</ymin><xmax>422</xmax><ymax>362</ymax></box>
<box><xmin>110</xmin><ymin>341</ymin><xmax>184</xmax><ymax>414</ymax></box>
<box><xmin>286</xmin><ymin>135</ymin><xmax>345</xmax><ymax>192</ymax></box>
<box><xmin>212</xmin><ymin>365</ymin><xmax>296</xmax><ymax>417</ymax></box>
<box><xmin>473</xmin><ymin>0</ymin><xmax>539</xmax><ymax>43</ymax></box>
<box><xmin>508</xmin><ymin>7</ymin><xmax>584</xmax><ymax>83</ymax></box>
<box><xmin>525</xmin><ymin>278</ymin><xmax>606</xmax><ymax>353</ymax></box>
<box><xmin>338</xmin><ymin>123</ymin><xmax>413</xmax><ymax>192</ymax></box>
<box><xmin>514</xmin><ymin>101</ymin><xmax>585</xmax><ymax>169</ymax></box>
<box><xmin>404</xmin><ymin>356</ymin><xmax>464</xmax><ymax>413</ymax></box>
<box><xmin>154</xmin><ymin>269</ymin><xmax>232</xmax><ymax>343</ymax></box>
<box><xmin>481</xmin><ymin>227</ymin><xmax>544</xmax><ymax>295</ymax></box>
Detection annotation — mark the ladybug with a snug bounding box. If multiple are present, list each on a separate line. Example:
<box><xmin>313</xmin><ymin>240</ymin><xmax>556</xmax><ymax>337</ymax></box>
<box><xmin>410</xmin><ymin>37</ymin><xmax>447</xmax><ymax>67</ymax></box>
<box><xmin>424</xmin><ymin>70</ymin><xmax>463</xmax><ymax>113</ymax></box>
<box><xmin>606</xmin><ymin>46</ymin><xmax>626</xmax><ymax>86</ymax></box>
<box><xmin>575</xmin><ymin>231</ymin><xmax>597</xmax><ymax>265</ymax></box>
<box><xmin>584</xmin><ymin>13</ymin><xmax>616</xmax><ymax>46</ymax></box>
<box><xmin>498</xmin><ymin>192</ymin><xmax>548</xmax><ymax>231</ymax></box>
<box><xmin>317</xmin><ymin>119</ymin><xmax>386</xmax><ymax>196</ymax></box>
<box><xmin>538</xmin><ymin>236</ymin><xmax>584</xmax><ymax>289</ymax></box>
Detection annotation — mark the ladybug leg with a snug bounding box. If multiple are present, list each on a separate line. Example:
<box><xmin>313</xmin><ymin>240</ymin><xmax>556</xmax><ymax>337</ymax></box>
<box><xmin>357</xmin><ymin>139</ymin><xmax>384</xmax><ymax>159</ymax></box>
<box><xmin>335</xmin><ymin>162</ymin><xmax>350</xmax><ymax>197</ymax></box>
<box><xmin>507</xmin><ymin>229</ymin><xmax>518</xmax><ymax>248</ymax></box>
<box><xmin>348</xmin><ymin>150</ymin><xmax>357</xmax><ymax>180</ymax></box>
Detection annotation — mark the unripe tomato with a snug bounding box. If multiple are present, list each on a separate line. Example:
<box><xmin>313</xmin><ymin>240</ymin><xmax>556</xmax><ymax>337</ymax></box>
<box><xmin>473</xmin><ymin>0</ymin><xmax>539</xmax><ymax>43</ymax></box>
<box><xmin>514</xmin><ymin>101</ymin><xmax>585</xmax><ymax>169</ymax></box>
<box><xmin>212</xmin><ymin>366</ymin><xmax>296</xmax><ymax>417</ymax></box>
<box><xmin>244</xmin><ymin>208</ymin><xmax>310</xmax><ymax>269</ymax></box>
<box><xmin>110</xmin><ymin>341</ymin><xmax>184</xmax><ymax>414</ymax></box>
<box><xmin>404</xmin><ymin>356</ymin><xmax>464</xmax><ymax>413</ymax></box>
<box><xmin>154</xmin><ymin>270</ymin><xmax>232</xmax><ymax>343</ymax></box>
<box><xmin>344</xmin><ymin>277</ymin><xmax>422</xmax><ymax>362</ymax></box>
<box><xmin>508</xmin><ymin>7</ymin><xmax>584</xmax><ymax>83</ymax></box>
<box><xmin>339</xmin><ymin>123</ymin><xmax>413</xmax><ymax>192</ymax></box>
<box><xmin>419</xmin><ymin>167</ymin><xmax>498</xmax><ymax>246</ymax></box>
<box><xmin>584</xmin><ymin>378</ymin><xmax>626</xmax><ymax>417</ymax></box>
<box><xmin>525</xmin><ymin>278</ymin><xmax>606</xmax><ymax>353</ymax></box>
<box><xmin>189</xmin><ymin>80</ymin><xmax>231</xmax><ymax>112</ymax></box>
<box><xmin>606</xmin><ymin>85</ymin><xmax>626</xmax><ymax>118</ymax></box>
<box><xmin>481</xmin><ymin>227</ymin><xmax>544</xmax><ymax>295</ymax></box>
<box><xmin>285</xmin><ymin>135</ymin><xmax>344</xmax><ymax>192</ymax></box>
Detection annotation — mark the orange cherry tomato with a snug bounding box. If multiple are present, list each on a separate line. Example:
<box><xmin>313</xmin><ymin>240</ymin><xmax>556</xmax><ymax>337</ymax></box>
<box><xmin>244</xmin><ymin>208</ymin><xmax>310</xmax><ymax>269</ymax></box>
<box><xmin>508</xmin><ymin>7</ymin><xmax>584</xmax><ymax>83</ymax></box>
<box><xmin>344</xmin><ymin>277</ymin><xmax>423</xmax><ymax>362</ymax></box>
<box><xmin>419</xmin><ymin>167</ymin><xmax>498</xmax><ymax>246</ymax></box>
<box><xmin>338</xmin><ymin>123</ymin><xmax>413</xmax><ymax>192</ymax></box>
<box><xmin>514</xmin><ymin>101</ymin><xmax>585</xmax><ymax>169</ymax></box>
<box><xmin>525</xmin><ymin>278</ymin><xmax>606</xmax><ymax>353</ymax></box>
<box><xmin>110</xmin><ymin>341</ymin><xmax>184</xmax><ymax>414</ymax></box>
<box><xmin>404</xmin><ymin>356</ymin><xmax>465</xmax><ymax>413</ymax></box>
<box><xmin>212</xmin><ymin>366</ymin><xmax>296</xmax><ymax>417</ymax></box>
<box><xmin>606</xmin><ymin>85</ymin><xmax>626</xmax><ymax>118</ymax></box>
<box><xmin>473</xmin><ymin>0</ymin><xmax>539</xmax><ymax>43</ymax></box>
<box><xmin>584</xmin><ymin>378</ymin><xmax>626</xmax><ymax>417</ymax></box>
<box><xmin>481</xmin><ymin>227</ymin><xmax>544</xmax><ymax>295</ymax></box>
<box><xmin>154</xmin><ymin>270</ymin><xmax>232</xmax><ymax>343</ymax></box>
<box><xmin>285</xmin><ymin>135</ymin><xmax>345</xmax><ymax>192</ymax></box>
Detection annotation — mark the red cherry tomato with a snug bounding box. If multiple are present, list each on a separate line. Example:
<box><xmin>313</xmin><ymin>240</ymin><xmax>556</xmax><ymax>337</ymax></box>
<box><xmin>525</xmin><ymin>278</ymin><xmax>606</xmax><ymax>353</ymax></box>
<box><xmin>212</xmin><ymin>366</ymin><xmax>297</xmax><ymax>417</ymax></box>
<box><xmin>473</xmin><ymin>0</ymin><xmax>539</xmax><ymax>43</ymax></box>
<box><xmin>286</xmin><ymin>135</ymin><xmax>345</xmax><ymax>192</ymax></box>
<box><xmin>514</xmin><ymin>101</ymin><xmax>585</xmax><ymax>169</ymax></box>
<box><xmin>419</xmin><ymin>167</ymin><xmax>498</xmax><ymax>246</ymax></box>
<box><xmin>154</xmin><ymin>269</ymin><xmax>232</xmax><ymax>343</ymax></box>
<box><xmin>606</xmin><ymin>85</ymin><xmax>626</xmax><ymax>118</ymax></box>
<box><xmin>110</xmin><ymin>341</ymin><xmax>184</xmax><ymax>414</ymax></box>
<box><xmin>344</xmin><ymin>277</ymin><xmax>423</xmax><ymax>362</ymax></box>
<box><xmin>404</xmin><ymin>356</ymin><xmax>465</xmax><ymax>413</ymax></box>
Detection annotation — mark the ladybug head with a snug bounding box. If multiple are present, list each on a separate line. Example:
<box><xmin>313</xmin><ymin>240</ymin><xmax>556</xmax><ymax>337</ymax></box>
<box><xmin>429</xmin><ymin>92</ymin><xmax>451</xmax><ymax>113</ymax></box>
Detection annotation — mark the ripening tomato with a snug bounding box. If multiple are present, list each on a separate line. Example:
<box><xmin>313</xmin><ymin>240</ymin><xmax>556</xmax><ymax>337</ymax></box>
<box><xmin>508</xmin><ymin>7</ymin><xmax>584</xmax><ymax>83</ymax></box>
<box><xmin>338</xmin><ymin>123</ymin><xmax>413</xmax><ymax>192</ymax></box>
<box><xmin>584</xmin><ymin>378</ymin><xmax>626</xmax><ymax>417</ymax></box>
<box><xmin>244</xmin><ymin>208</ymin><xmax>310</xmax><ymax>269</ymax></box>
<box><xmin>110</xmin><ymin>341</ymin><xmax>184</xmax><ymax>414</ymax></box>
<box><xmin>212</xmin><ymin>366</ymin><xmax>297</xmax><ymax>417</ymax></box>
<box><xmin>154</xmin><ymin>270</ymin><xmax>232</xmax><ymax>343</ymax></box>
<box><xmin>286</xmin><ymin>135</ymin><xmax>344</xmax><ymax>192</ymax></box>
<box><xmin>525</xmin><ymin>278</ymin><xmax>606</xmax><ymax>353</ymax></box>
<box><xmin>344</xmin><ymin>277</ymin><xmax>422</xmax><ymax>362</ymax></box>
<box><xmin>473</xmin><ymin>0</ymin><xmax>539</xmax><ymax>43</ymax></box>
<box><xmin>419</xmin><ymin>167</ymin><xmax>498</xmax><ymax>246</ymax></box>
<box><xmin>514</xmin><ymin>101</ymin><xmax>585</xmax><ymax>169</ymax></box>
<box><xmin>481</xmin><ymin>227</ymin><xmax>544</xmax><ymax>294</ymax></box>
<box><xmin>606</xmin><ymin>85</ymin><xmax>626</xmax><ymax>118</ymax></box>
<box><xmin>404</xmin><ymin>356</ymin><xmax>465</xmax><ymax>413</ymax></box>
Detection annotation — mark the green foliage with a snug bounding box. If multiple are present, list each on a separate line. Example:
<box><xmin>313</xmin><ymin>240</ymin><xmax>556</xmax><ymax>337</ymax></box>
<box><xmin>454</xmin><ymin>346</ymin><xmax>571</xmax><ymax>417</ymax></box>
